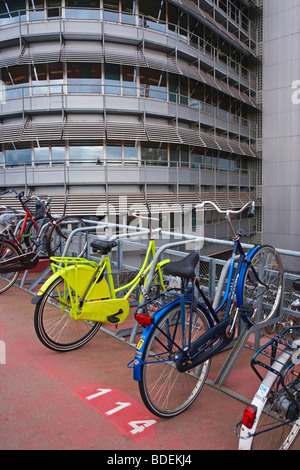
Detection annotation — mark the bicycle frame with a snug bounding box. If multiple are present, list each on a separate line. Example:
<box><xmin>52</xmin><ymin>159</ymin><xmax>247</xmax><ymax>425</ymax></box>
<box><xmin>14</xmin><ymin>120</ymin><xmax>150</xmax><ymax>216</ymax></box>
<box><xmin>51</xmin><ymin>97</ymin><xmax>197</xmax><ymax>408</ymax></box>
<box><xmin>131</xmin><ymin>201</ymin><xmax>263</xmax><ymax>379</ymax></box>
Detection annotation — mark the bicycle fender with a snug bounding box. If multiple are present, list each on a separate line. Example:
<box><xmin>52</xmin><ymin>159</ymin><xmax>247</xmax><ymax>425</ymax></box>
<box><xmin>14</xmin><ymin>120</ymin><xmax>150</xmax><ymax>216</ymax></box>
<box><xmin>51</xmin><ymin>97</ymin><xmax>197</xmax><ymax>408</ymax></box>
<box><xmin>132</xmin><ymin>324</ymin><xmax>156</xmax><ymax>381</ymax></box>
<box><xmin>132</xmin><ymin>298</ymin><xmax>181</xmax><ymax>381</ymax></box>
<box><xmin>236</xmin><ymin>245</ymin><xmax>260</xmax><ymax>311</ymax></box>
<box><xmin>31</xmin><ymin>270</ymin><xmax>64</xmax><ymax>304</ymax></box>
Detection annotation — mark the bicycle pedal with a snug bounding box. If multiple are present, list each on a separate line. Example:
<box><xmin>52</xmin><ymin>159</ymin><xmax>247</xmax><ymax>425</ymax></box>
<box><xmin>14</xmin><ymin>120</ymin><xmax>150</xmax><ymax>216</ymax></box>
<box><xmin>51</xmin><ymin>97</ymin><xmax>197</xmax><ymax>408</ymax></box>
<box><xmin>239</xmin><ymin>305</ymin><xmax>254</xmax><ymax>316</ymax></box>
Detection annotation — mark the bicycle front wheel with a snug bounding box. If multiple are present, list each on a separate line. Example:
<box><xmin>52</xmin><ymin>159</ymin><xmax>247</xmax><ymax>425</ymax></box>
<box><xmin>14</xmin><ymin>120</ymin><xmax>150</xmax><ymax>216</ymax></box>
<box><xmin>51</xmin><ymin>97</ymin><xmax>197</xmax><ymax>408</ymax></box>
<box><xmin>46</xmin><ymin>216</ymin><xmax>87</xmax><ymax>257</ymax></box>
<box><xmin>34</xmin><ymin>275</ymin><xmax>101</xmax><ymax>351</ymax></box>
<box><xmin>0</xmin><ymin>239</ymin><xmax>20</xmax><ymax>294</ymax></box>
<box><xmin>138</xmin><ymin>302</ymin><xmax>211</xmax><ymax>418</ymax></box>
<box><xmin>241</xmin><ymin>245</ymin><xmax>283</xmax><ymax>324</ymax></box>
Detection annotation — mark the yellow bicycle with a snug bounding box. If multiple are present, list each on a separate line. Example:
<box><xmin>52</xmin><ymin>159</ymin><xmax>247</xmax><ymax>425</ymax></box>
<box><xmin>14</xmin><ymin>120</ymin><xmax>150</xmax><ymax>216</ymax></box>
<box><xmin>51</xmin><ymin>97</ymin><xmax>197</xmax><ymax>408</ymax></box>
<box><xmin>32</xmin><ymin>223</ymin><xmax>170</xmax><ymax>352</ymax></box>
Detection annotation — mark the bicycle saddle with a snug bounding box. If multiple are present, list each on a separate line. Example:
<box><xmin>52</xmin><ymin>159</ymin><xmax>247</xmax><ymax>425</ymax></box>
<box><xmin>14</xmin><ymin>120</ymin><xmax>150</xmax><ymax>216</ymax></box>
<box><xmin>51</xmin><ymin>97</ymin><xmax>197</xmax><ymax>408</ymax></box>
<box><xmin>90</xmin><ymin>239</ymin><xmax>117</xmax><ymax>255</ymax></box>
<box><xmin>164</xmin><ymin>252</ymin><xmax>199</xmax><ymax>280</ymax></box>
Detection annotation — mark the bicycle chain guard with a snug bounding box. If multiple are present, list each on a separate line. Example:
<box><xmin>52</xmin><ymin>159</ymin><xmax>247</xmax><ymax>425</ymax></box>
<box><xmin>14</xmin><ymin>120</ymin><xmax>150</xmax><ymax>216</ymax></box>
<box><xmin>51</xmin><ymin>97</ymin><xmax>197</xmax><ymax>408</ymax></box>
<box><xmin>0</xmin><ymin>251</ymin><xmax>39</xmax><ymax>273</ymax></box>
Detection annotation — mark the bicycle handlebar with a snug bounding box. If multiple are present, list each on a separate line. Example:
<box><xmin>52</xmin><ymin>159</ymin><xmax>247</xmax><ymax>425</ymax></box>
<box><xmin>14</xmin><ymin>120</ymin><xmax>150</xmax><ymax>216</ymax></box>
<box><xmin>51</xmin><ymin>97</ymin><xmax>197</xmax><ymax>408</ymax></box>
<box><xmin>0</xmin><ymin>190</ymin><xmax>52</xmax><ymax>210</ymax></box>
<box><xmin>193</xmin><ymin>200</ymin><xmax>255</xmax><ymax>218</ymax></box>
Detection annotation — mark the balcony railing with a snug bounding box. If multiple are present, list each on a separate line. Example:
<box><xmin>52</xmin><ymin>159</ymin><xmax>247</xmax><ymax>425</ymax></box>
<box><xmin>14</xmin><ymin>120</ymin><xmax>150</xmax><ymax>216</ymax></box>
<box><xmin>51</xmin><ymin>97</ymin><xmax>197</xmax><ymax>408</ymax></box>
<box><xmin>0</xmin><ymin>6</ymin><xmax>258</xmax><ymax>87</ymax></box>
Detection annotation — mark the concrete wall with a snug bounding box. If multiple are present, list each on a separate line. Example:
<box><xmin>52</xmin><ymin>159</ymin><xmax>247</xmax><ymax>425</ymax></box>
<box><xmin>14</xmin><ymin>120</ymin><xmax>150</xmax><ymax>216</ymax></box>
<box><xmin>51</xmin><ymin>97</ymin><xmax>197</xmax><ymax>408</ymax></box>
<box><xmin>263</xmin><ymin>0</ymin><xmax>300</xmax><ymax>271</ymax></box>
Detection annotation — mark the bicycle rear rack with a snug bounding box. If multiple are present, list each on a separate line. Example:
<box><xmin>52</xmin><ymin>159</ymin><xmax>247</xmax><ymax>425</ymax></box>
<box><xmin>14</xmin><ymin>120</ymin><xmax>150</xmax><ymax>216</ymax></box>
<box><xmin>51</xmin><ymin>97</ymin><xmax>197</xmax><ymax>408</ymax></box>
<box><xmin>251</xmin><ymin>326</ymin><xmax>300</xmax><ymax>383</ymax></box>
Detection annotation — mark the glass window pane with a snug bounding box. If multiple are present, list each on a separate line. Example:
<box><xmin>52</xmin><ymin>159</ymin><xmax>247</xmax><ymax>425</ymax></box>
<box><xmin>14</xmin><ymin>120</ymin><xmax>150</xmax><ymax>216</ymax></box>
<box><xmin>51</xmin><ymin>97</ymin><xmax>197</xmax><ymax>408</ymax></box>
<box><xmin>32</xmin><ymin>64</ymin><xmax>48</xmax><ymax>95</ymax></box>
<box><xmin>49</xmin><ymin>62</ymin><xmax>63</xmax><ymax>93</ymax></box>
<box><xmin>51</xmin><ymin>142</ymin><xmax>65</xmax><ymax>164</ymax></box>
<box><xmin>47</xmin><ymin>0</ymin><xmax>61</xmax><ymax>18</ymax></box>
<box><xmin>104</xmin><ymin>0</ymin><xmax>119</xmax><ymax>21</ymax></box>
<box><xmin>121</xmin><ymin>0</ymin><xmax>135</xmax><ymax>24</ymax></box>
<box><xmin>5</xmin><ymin>143</ymin><xmax>31</xmax><ymax>167</ymax></box>
<box><xmin>2</xmin><ymin>65</ymin><xmax>29</xmax><ymax>98</ymax></box>
<box><xmin>34</xmin><ymin>144</ymin><xmax>50</xmax><ymax>165</ymax></box>
<box><xmin>67</xmin><ymin>63</ymin><xmax>101</xmax><ymax>93</ymax></box>
<box><xmin>140</xmin><ymin>68</ymin><xmax>166</xmax><ymax>100</ymax></box>
<box><xmin>124</xmin><ymin>142</ymin><xmax>138</xmax><ymax>163</ymax></box>
<box><xmin>170</xmin><ymin>144</ymin><xmax>179</xmax><ymax>167</ymax></box>
<box><xmin>106</xmin><ymin>142</ymin><xmax>122</xmax><ymax>163</ymax></box>
<box><xmin>69</xmin><ymin>141</ymin><xmax>103</xmax><ymax>164</ymax></box>
<box><xmin>122</xmin><ymin>66</ymin><xmax>136</xmax><ymax>95</ymax></box>
<box><xmin>105</xmin><ymin>64</ymin><xmax>120</xmax><ymax>95</ymax></box>
<box><xmin>141</xmin><ymin>142</ymin><xmax>167</xmax><ymax>166</ymax></box>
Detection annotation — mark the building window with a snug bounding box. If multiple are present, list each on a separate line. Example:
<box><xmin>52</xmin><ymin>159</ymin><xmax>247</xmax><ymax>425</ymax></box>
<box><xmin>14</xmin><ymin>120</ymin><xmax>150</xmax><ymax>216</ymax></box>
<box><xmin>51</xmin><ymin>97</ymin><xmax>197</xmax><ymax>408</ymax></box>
<box><xmin>124</xmin><ymin>141</ymin><xmax>138</xmax><ymax>163</ymax></box>
<box><xmin>121</xmin><ymin>0</ymin><xmax>136</xmax><ymax>25</ymax></box>
<box><xmin>34</xmin><ymin>143</ymin><xmax>50</xmax><ymax>165</ymax></box>
<box><xmin>49</xmin><ymin>62</ymin><xmax>64</xmax><ymax>93</ymax></box>
<box><xmin>5</xmin><ymin>143</ymin><xmax>31</xmax><ymax>167</ymax></box>
<box><xmin>140</xmin><ymin>68</ymin><xmax>166</xmax><ymax>100</ymax></box>
<box><xmin>31</xmin><ymin>63</ymin><xmax>48</xmax><ymax>95</ymax></box>
<box><xmin>106</xmin><ymin>141</ymin><xmax>122</xmax><ymax>163</ymax></box>
<box><xmin>139</xmin><ymin>0</ymin><xmax>166</xmax><ymax>32</ymax></box>
<box><xmin>103</xmin><ymin>0</ymin><xmax>119</xmax><ymax>22</ymax></box>
<box><xmin>67</xmin><ymin>63</ymin><xmax>102</xmax><ymax>93</ymax></box>
<box><xmin>65</xmin><ymin>0</ymin><xmax>100</xmax><ymax>19</ymax></box>
<box><xmin>141</xmin><ymin>142</ymin><xmax>167</xmax><ymax>166</ymax></box>
<box><xmin>69</xmin><ymin>141</ymin><xmax>104</xmax><ymax>164</ymax></box>
<box><xmin>105</xmin><ymin>64</ymin><xmax>120</xmax><ymax>95</ymax></box>
<box><xmin>191</xmin><ymin>147</ymin><xmax>204</xmax><ymax>169</ymax></box>
<box><xmin>2</xmin><ymin>65</ymin><xmax>29</xmax><ymax>99</ymax></box>
<box><xmin>122</xmin><ymin>66</ymin><xmax>136</xmax><ymax>95</ymax></box>
<box><xmin>0</xmin><ymin>0</ymin><xmax>26</xmax><ymax>25</ymax></box>
<box><xmin>51</xmin><ymin>141</ymin><xmax>65</xmax><ymax>164</ymax></box>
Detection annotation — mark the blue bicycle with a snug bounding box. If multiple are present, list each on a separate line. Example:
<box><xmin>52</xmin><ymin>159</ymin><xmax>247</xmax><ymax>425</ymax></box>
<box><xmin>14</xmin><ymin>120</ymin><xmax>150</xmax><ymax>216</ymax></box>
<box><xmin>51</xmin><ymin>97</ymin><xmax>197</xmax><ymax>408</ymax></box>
<box><xmin>130</xmin><ymin>201</ymin><xmax>283</xmax><ymax>418</ymax></box>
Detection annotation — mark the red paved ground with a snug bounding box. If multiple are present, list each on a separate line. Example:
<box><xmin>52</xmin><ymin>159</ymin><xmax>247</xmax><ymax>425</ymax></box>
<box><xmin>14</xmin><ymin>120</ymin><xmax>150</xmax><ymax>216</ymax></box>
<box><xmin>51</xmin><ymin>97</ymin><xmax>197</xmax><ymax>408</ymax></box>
<box><xmin>0</xmin><ymin>282</ymin><xmax>299</xmax><ymax>452</ymax></box>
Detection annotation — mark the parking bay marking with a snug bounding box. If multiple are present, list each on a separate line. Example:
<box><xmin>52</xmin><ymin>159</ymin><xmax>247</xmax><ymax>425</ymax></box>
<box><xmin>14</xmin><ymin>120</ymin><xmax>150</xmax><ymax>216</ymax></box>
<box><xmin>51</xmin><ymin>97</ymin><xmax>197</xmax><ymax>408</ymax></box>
<box><xmin>74</xmin><ymin>384</ymin><xmax>158</xmax><ymax>437</ymax></box>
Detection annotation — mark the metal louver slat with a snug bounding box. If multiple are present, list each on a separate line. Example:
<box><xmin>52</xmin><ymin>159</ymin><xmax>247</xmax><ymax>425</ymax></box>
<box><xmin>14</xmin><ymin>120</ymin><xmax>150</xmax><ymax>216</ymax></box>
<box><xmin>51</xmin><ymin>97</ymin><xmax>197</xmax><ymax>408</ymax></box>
<box><xmin>63</xmin><ymin>121</ymin><xmax>105</xmax><ymax>140</ymax></box>
<box><xmin>176</xmin><ymin>60</ymin><xmax>200</xmax><ymax>81</ymax></box>
<box><xmin>177</xmin><ymin>127</ymin><xmax>206</xmax><ymax>147</ymax></box>
<box><xmin>0</xmin><ymin>45</ymin><xmax>22</xmax><ymax>67</ymax></box>
<box><xmin>145</xmin><ymin>124</ymin><xmax>182</xmax><ymax>144</ymax></box>
<box><xmin>61</xmin><ymin>41</ymin><xmax>104</xmax><ymax>62</ymax></box>
<box><xmin>104</xmin><ymin>43</ymin><xmax>146</xmax><ymax>67</ymax></box>
<box><xmin>143</xmin><ymin>50</ymin><xmax>181</xmax><ymax>74</ymax></box>
<box><xmin>199</xmin><ymin>132</ymin><xmax>221</xmax><ymax>150</ymax></box>
<box><xmin>0</xmin><ymin>124</ymin><xmax>24</xmax><ymax>143</ymax></box>
<box><xmin>19</xmin><ymin>42</ymin><xmax>61</xmax><ymax>64</ymax></box>
<box><xmin>106</xmin><ymin>121</ymin><xmax>148</xmax><ymax>141</ymax></box>
<box><xmin>215</xmin><ymin>136</ymin><xmax>234</xmax><ymax>153</ymax></box>
<box><xmin>21</xmin><ymin>122</ymin><xmax>63</xmax><ymax>141</ymax></box>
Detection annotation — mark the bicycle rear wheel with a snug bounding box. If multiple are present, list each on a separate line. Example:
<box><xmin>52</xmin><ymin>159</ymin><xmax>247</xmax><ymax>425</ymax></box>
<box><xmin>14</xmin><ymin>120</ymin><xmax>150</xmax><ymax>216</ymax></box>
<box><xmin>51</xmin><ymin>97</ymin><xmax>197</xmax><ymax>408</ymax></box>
<box><xmin>34</xmin><ymin>275</ymin><xmax>101</xmax><ymax>351</ymax></box>
<box><xmin>241</xmin><ymin>245</ymin><xmax>283</xmax><ymax>324</ymax></box>
<box><xmin>0</xmin><ymin>238</ymin><xmax>20</xmax><ymax>294</ymax></box>
<box><xmin>247</xmin><ymin>361</ymin><xmax>300</xmax><ymax>450</ymax></box>
<box><xmin>46</xmin><ymin>216</ymin><xmax>87</xmax><ymax>257</ymax></box>
<box><xmin>138</xmin><ymin>302</ymin><xmax>211</xmax><ymax>418</ymax></box>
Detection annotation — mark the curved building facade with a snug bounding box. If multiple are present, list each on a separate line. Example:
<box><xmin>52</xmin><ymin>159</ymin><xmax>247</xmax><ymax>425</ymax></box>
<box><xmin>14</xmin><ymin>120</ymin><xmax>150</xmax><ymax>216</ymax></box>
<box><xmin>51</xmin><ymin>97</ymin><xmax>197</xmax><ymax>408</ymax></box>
<box><xmin>0</xmin><ymin>0</ymin><xmax>262</xmax><ymax>244</ymax></box>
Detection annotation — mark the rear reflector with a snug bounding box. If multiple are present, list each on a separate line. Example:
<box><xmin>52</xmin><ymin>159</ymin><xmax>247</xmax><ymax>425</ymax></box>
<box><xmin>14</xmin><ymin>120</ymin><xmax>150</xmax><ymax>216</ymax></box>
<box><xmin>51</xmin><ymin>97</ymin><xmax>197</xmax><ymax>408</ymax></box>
<box><xmin>242</xmin><ymin>404</ymin><xmax>257</xmax><ymax>429</ymax></box>
<box><xmin>135</xmin><ymin>313</ymin><xmax>153</xmax><ymax>327</ymax></box>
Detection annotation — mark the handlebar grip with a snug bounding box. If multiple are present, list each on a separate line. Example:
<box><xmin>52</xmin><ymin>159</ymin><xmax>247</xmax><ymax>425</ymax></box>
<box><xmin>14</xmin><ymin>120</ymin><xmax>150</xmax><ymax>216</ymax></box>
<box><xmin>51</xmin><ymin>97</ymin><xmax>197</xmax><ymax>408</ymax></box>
<box><xmin>247</xmin><ymin>201</ymin><xmax>255</xmax><ymax>219</ymax></box>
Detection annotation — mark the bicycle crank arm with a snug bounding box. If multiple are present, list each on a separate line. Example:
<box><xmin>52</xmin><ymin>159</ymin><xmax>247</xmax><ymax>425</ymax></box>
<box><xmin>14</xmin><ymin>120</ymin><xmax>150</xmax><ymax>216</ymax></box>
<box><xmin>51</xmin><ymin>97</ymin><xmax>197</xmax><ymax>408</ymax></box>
<box><xmin>176</xmin><ymin>317</ymin><xmax>234</xmax><ymax>372</ymax></box>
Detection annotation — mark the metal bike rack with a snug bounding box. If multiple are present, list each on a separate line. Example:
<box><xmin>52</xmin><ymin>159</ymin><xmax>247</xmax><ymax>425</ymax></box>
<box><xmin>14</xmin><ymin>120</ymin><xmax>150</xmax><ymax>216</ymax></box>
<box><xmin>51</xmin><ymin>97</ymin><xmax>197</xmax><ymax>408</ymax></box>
<box><xmin>11</xmin><ymin>219</ymin><xmax>300</xmax><ymax>405</ymax></box>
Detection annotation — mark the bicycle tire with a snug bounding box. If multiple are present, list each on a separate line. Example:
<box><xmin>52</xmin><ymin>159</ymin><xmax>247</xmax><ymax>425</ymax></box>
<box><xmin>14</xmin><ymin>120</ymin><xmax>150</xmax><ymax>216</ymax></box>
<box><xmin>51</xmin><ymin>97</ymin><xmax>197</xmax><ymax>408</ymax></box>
<box><xmin>0</xmin><ymin>238</ymin><xmax>20</xmax><ymax>294</ymax></box>
<box><xmin>239</xmin><ymin>351</ymin><xmax>300</xmax><ymax>450</ymax></box>
<box><xmin>23</xmin><ymin>216</ymin><xmax>50</xmax><ymax>253</ymax></box>
<box><xmin>46</xmin><ymin>216</ymin><xmax>87</xmax><ymax>257</ymax></box>
<box><xmin>240</xmin><ymin>245</ymin><xmax>283</xmax><ymax>325</ymax></box>
<box><xmin>138</xmin><ymin>302</ymin><xmax>211</xmax><ymax>418</ymax></box>
<box><xmin>34</xmin><ymin>275</ymin><xmax>101</xmax><ymax>352</ymax></box>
